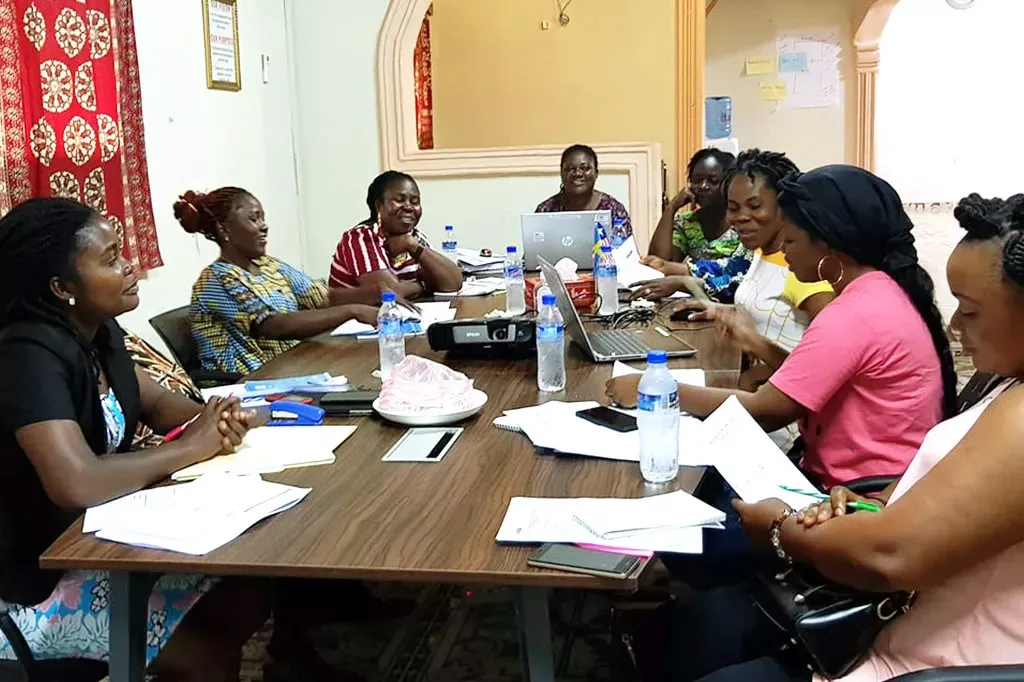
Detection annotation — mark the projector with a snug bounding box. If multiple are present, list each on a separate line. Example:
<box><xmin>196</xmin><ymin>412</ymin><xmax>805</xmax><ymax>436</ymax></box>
<box><xmin>427</xmin><ymin>318</ymin><xmax>536</xmax><ymax>357</ymax></box>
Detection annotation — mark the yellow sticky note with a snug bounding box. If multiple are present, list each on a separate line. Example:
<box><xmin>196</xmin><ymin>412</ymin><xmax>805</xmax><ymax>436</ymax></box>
<box><xmin>745</xmin><ymin>55</ymin><xmax>775</xmax><ymax>76</ymax></box>
<box><xmin>760</xmin><ymin>81</ymin><xmax>788</xmax><ymax>101</ymax></box>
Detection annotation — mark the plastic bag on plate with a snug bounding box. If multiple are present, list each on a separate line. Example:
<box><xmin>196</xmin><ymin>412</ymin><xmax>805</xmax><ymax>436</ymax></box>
<box><xmin>378</xmin><ymin>356</ymin><xmax>475</xmax><ymax>414</ymax></box>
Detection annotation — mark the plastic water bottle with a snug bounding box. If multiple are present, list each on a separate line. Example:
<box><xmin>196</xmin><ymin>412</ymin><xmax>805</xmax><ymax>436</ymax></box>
<box><xmin>504</xmin><ymin>245</ymin><xmax>526</xmax><ymax>315</ymax></box>
<box><xmin>441</xmin><ymin>224</ymin><xmax>458</xmax><ymax>263</ymax></box>
<box><xmin>637</xmin><ymin>350</ymin><xmax>680</xmax><ymax>484</ymax></box>
<box><xmin>609</xmin><ymin>217</ymin><xmax>628</xmax><ymax>248</ymax></box>
<box><xmin>377</xmin><ymin>291</ymin><xmax>405</xmax><ymax>381</ymax></box>
<box><xmin>595</xmin><ymin>245</ymin><xmax>619</xmax><ymax>316</ymax></box>
<box><xmin>536</xmin><ymin>294</ymin><xmax>566</xmax><ymax>392</ymax></box>
<box><xmin>535</xmin><ymin>270</ymin><xmax>553</xmax><ymax>305</ymax></box>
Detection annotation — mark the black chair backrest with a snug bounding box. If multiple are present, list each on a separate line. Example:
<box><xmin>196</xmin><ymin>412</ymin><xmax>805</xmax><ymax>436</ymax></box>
<box><xmin>149</xmin><ymin>306</ymin><xmax>198</xmax><ymax>374</ymax></box>
<box><xmin>957</xmin><ymin>372</ymin><xmax>1001</xmax><ymax>413</ymax></box>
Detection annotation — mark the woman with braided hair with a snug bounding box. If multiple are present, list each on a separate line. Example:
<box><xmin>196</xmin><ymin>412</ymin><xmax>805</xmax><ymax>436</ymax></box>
<box><xmin>0</xmin><ymin>197</ymin><xmax>271</xmax><ymax>676</ymax></box>
<box><xmin>176</xmin><ymin>187</ymin><xmax>381</xmax><ymax>375</ymax></box>
<box><xmin>659</xmin><ymin>193</ymin><xmax>1024</xmax><ymax>681</ymax></box>
<box><xmin>639</xmin><ymin>149</ymin><xmax>835</xmax><ymax>378</ymax></box>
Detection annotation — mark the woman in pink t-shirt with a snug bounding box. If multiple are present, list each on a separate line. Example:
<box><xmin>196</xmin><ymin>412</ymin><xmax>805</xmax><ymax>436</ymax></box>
<box><xmin>664</xmin><ymin>193</ymin><xmax>1024</xmax><ymax>681</ymax></box>
<box><xmin>606</xmin><ymin>165</ymin><xmax>956</xmax><ymax>489</ymax></box>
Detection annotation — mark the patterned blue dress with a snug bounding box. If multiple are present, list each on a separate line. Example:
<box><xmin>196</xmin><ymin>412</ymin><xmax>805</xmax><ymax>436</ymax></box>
<box><xmin>0</xmin><ymin>390</ymin><xmax>213</xmax><ymax>664</ymax></box>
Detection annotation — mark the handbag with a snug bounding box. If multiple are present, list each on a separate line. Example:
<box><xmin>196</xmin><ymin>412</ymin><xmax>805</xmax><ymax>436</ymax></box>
<box><xmin>749</xmin><ymin>563</ymin><xmax>915</xmax><ymax>680</ymax></box>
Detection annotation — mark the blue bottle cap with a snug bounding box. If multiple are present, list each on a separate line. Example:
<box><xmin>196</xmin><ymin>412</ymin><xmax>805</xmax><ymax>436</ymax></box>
<box><xmin>647</xmin><ymin>349</ymin><xmax>668</xmax><ymax>364</ymax></box>
<box><xmin>445</xmin><ymin>224</ymin><xmax>454</xmax><ymax>231</ymax></box>
<box><xmin>381</xmin><ymin>291</ymin><xmax>396</xmax><ymax>303</ymax></box>
<box><xmin>506</xmin><ymin>245</ymin><xmax>517</xmax><ymax>253</ymax></box>
<box><xmin>600</xmin><ymin>245</ymin><xmax>612</xmax><ymax>253</ymax></box>
<box><xmin>541</xmin><ymin>294</ymin><xmax>556</xmax><ymax>306</ymax></box>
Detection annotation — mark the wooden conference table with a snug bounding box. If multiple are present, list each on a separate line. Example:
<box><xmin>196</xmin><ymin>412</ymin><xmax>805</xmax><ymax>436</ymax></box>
<box><xmin>41</xmin><ymin>295</ymin><xmax>740</xmax><ymax>682</ymax></box>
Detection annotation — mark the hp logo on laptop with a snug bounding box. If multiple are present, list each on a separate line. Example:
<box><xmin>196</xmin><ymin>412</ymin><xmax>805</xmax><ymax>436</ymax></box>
<box><xmin>561</xmin><ymin>235</ymin><xmax>574</xmax><ymax>247</ymax></box>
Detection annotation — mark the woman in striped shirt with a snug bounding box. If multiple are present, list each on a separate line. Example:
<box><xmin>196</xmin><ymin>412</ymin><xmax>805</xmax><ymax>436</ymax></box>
<box><xmin>329</xmin><ymin>171</ymin><xmax>463</xmax><ymax>298</ymax></box>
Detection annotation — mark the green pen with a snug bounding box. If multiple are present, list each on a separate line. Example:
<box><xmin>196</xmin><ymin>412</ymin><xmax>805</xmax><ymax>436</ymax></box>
<box><xmin>779</xmin><ymin>485</ymin><xmax>881</xmax><ymax>513</ymax></box>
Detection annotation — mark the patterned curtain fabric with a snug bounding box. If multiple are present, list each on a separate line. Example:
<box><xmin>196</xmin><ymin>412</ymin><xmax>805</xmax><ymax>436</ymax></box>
<box><xmin>413</xmin><ymin>3</ymin><xmax>433</xmax><ymax>150</ymax></box>
<box><xmin>0</xmin><ymin>0</ymin><xmax>161</xmax><ymax>270</ymax></box>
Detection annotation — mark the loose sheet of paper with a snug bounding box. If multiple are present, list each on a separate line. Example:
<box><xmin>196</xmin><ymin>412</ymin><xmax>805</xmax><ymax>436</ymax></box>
<box><xmin>434</xmin><ymin>277</ymin><xmax>506</xmax><ymax>298</ymax></box>
<box><xmin>700</xmin><ymin>396</ymin><xmax>817</xmax><ymax>509</ymax></box>
<box><xmin>495</xmin><ymin>496</ymin><xmax>704</xmax><ymax>554</ymax></box>
<box><xmin>611</xmin><ymin>360</ymin><xmax>706</xmax><ymax>389</ymax></box>
<box><xmin>331</xmin><ymin>302</ymin><xmax>456</xmax><ymax>336</ymax></box>
<box><xmin>571</xmin><ymin>491</ymin><xmax>725</xmax><ymax>539</ymax></box>
<box><xmin>776</xmin><ymin>33</ymin><xmax>841</xmax><ymax>109</ymax></box>
<box><xmin>171</xmin><ymin>425</ymin><xmax>356</xmax><ymax>480</ymax></box>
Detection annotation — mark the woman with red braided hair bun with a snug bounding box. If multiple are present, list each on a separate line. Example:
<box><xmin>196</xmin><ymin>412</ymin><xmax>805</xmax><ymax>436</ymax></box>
<box><xmin>175</xmin><ymin>187</ymin><xmax>381</xmax><ymax>375</ymax></box>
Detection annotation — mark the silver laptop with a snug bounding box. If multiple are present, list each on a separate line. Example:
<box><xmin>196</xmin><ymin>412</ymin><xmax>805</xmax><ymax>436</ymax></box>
<box><xmin>521</xmin><ymin>210</ymin><xmax>611</xmax><ymax>270</ymax></box>
<box><xmin>538</xmin><ymin>257</ymin><xmax>697</xmax><ymax>362</ymax></box>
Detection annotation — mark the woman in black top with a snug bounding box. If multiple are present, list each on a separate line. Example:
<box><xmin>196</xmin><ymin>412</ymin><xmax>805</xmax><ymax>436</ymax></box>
<box><xmin>0</xmin><ymin>199</ymin><xmax>340</xmax><ymax>681</ymax></box>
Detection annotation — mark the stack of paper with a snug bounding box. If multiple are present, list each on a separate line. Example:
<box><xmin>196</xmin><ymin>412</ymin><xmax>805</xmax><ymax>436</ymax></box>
<box><xmin>84</xmin><ymin>474</ymin><xmax>310</xmax><ymax>555</ymax></box>
<box><xmin>496</xmin><ymin>491</ymin><xmax>725</xmax><ymax>554</ymax></box>
<box><xmin>457</xmin><ymin>248</ymin><xmax>504</xmax><ymax>275</ymax></box>
<box><xmin>435</xmin><ymin>276</ymin><xmax>506</xmax><ymax>298</ymax></box>
<box><xmin>331</xmin><ymin>302</ymin><xmax>457</xmax><ymax>337</ymax></box>
<box><xmin>171</xmin><ymin>425</ymin><xmax>356</xmax><ymax>480</ymax></box>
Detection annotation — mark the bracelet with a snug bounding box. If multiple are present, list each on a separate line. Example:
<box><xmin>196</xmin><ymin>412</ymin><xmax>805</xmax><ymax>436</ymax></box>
<box><xmin>770</xmin><ymin>507</ymin><xmax>795</xmax><ymax>564</ymax></box>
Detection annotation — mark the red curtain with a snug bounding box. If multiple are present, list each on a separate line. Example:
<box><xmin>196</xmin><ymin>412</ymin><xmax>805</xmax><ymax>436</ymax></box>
<box><xmin>413</xmin><ymin>4</ymin><xmax>434</xmax><ymax>150</ymax></box>
<box><xmin>1</xmin><ymin>0</ymin><xmax>161</xmax><ymax>270</ymax></box>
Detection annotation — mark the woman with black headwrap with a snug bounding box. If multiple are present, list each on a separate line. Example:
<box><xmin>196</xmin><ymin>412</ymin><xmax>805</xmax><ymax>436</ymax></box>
<box><xmin>609</xmin><ymin>165</ymin><xmax>953</xmax><ymax>489</ymax></box>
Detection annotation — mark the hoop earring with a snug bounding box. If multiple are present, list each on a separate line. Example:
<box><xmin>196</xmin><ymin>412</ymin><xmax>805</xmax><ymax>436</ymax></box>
<box><xmin>817</xmin><ymin>255</ymin><xmax>844</xmax><ymax>287</ymax></box>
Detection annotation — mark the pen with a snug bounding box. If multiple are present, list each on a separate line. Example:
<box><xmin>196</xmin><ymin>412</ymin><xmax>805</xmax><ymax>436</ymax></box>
<box><xmin>778</xmin><ymin>485</ymin><xmax>881</xmax><ymax>513</ymax></box>
<box><xmin>164</xmin><ymin>413</ymin><xmax>201</xmax><ymax>443</ymax></box>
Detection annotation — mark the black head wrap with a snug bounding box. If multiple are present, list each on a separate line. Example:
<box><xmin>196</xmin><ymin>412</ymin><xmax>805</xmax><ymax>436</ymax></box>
<box><xmin>777</xmin><ymin>164</ymin><xmax>918</xmax><ymax>275</ymax></box>
<box><xmin>778</xmin><ymin>164</ymin><xmax>957</xmax><ymax>419</ymax></box>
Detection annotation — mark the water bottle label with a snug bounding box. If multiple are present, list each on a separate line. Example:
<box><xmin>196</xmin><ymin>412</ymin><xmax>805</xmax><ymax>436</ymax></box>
<box><xmin>504</xmin><ymin>264</ymin><xmax>523</xmax><ymax>279</ymax></box>
<box><xmin>536</xmin><ymin>323</ymin><xmax>564</xmax><ymax>342</ymax></box>
<box><xmin>637</xmin><ymin>390</ymin><xmax>679</xmax><ymax>413</ymax></box>
<box><xmin>380</xmin><ymin>319</ymin><xmax>403</xmax><ymax>335</ymax></box>
<box><xmin>442</xmin><ymin>240</ymin><xmax>457</xmax><ymax>250</ymax></box>
<box><xmin>597</xmin><ymin>265</ymin><xmax>618</xmax><ymax>278</ymax></box>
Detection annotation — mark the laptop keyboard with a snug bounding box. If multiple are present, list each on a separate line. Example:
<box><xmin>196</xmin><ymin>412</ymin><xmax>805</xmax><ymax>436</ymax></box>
<box><xmin>590</xmin><ymin>330</ymin><xmax>650</xmax><ymax>357</ymax></box>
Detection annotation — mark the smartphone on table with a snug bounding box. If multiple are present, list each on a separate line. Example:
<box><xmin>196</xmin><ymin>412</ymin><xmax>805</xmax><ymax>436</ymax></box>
<box><xmin>527</xmin><ymin>543</ymin><xmax>641</xmax><ymax>578</ymax></box>
<box><xmin>576</xmin><ymin>406</ymin><xmax>638</xmax><ymax>433</ymax></box>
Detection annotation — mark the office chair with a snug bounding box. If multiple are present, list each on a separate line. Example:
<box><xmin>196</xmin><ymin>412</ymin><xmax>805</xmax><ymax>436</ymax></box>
<box><xmin>0</xmin><ymin>599</ymin><xmax>107</xmax><ymax>682</ymax></box>
<box><xmin>893</xmin><ymin>667</ymin><xmax>1024</xmax><ymax>681</ymax></box>
<box><xmin>148</xmin><ymin>306</ymin><xmax>241</xmax><ymax>389</ymax></box>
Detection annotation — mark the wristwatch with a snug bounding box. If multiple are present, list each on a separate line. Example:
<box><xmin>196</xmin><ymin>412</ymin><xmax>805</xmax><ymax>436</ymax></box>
<box><xmin>770</xmin><ymin>507</ymin><xmax>795</xmax><ymax>564</ymax></box>
<box><xmin>410</xmin><ymin>243</ymin><xmax>425</xmax><ymax>261</ymax></box>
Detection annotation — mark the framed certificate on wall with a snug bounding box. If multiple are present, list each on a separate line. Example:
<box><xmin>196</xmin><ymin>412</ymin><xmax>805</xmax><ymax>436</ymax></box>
<box><xmin>203</xmin><ymin>0</ymin><xmax>241</xmax><ymax>91</ymax></box>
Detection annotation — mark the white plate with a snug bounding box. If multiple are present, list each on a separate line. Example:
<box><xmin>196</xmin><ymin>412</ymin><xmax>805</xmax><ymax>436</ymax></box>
<box><xmin>373</xmin><ymin>389</ymin><xmax>489</xmax><ymax>426</ymax></box>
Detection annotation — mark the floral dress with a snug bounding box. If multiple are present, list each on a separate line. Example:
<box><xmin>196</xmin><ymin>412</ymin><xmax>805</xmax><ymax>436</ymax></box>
<box><xmin>671</xmin><ymin>210</ymin><xmax>752</xmax><ymax>302</ymax></box>
<box><xmin>0</xmin><ymin>389</ymin><xmax>213</xmax><ymax>664</ymax></box>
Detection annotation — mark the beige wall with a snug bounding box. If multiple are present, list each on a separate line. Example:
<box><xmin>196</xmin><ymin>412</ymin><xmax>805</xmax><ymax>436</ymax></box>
<box><xmin>430</xmin><ymin>0</ymin><xmax>678</xmax><ymax>189</ymax></box>
<box><xmin>705</xmin><ymin>0</ymin><xmax>873</xmax><ymax>171</ymax></box>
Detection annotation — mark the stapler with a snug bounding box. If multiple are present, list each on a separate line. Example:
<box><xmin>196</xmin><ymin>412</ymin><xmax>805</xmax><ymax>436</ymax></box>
<box><xmin>258</xmin><ymin>401</ymin><xmax>325</xmax><ymax>426</ymax></box>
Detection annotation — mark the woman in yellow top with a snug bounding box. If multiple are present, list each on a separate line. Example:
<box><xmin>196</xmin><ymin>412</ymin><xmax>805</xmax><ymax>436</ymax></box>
<box><xmin>674</xmin><ymin>150</ymin><xmax>834</xmax><ymax>381</ymax></box>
